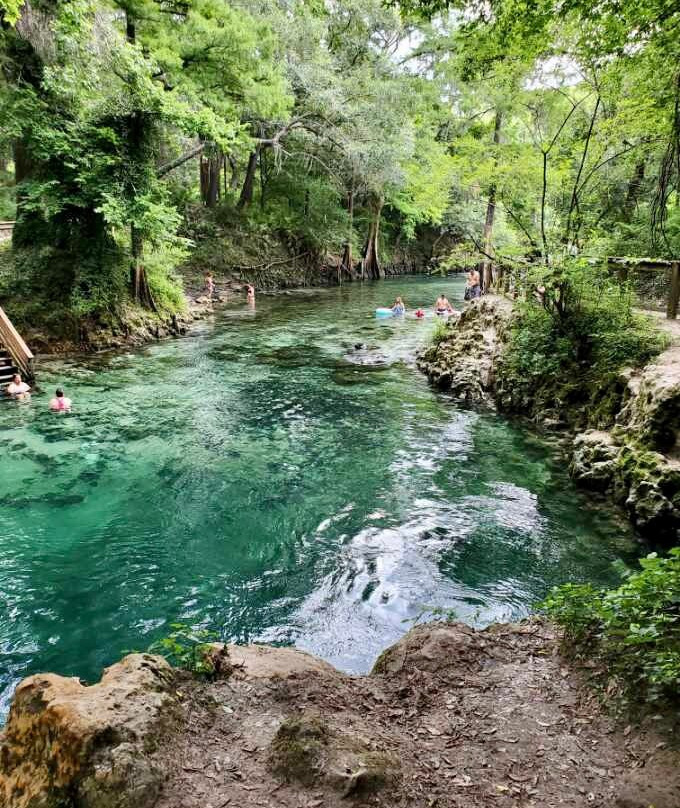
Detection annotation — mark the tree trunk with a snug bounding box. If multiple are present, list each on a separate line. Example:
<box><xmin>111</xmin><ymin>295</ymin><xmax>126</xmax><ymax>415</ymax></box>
<box><xmin>340</xmin><ymin>186</ymin><xmax>355</xmax><ymax>283</ymax></box>
<box><xmin>361</xmin><ymin>195</ymin><xmax>384</xmax><ymax>280</ymax></box>
<box><xmin>227</xmin><ymin>155</ymin><xmax>240</xmax><ymax>191</ymax></box>
<box><xmin>200</xmin><ymin>149</ymin><xmax>222</xmax><ymax>208</ymax></box>
<box><xmin>238</xmin><ymin>149</ymin><xmax>259</xmax><ymax>209</ymax></box>
<box><xmin>623</xmin><ymin>160</ymin><xmax>645</xmax><ymax>221</ymax></box>
<box><xmin>130</xmin><ymin>224</ymin><xmax>157</xmax><ymax>312</ymax></box>
<box><xmin>481</xmin><ymin>110</ymin><xmax>502</xmax><ymax>291</ymax></box>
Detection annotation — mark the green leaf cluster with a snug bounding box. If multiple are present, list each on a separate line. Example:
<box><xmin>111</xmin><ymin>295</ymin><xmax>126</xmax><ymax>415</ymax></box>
<box><xmin>543</xmin><ymin>549</ymin><xmax>680</xmax><ymax>706</ymax></box>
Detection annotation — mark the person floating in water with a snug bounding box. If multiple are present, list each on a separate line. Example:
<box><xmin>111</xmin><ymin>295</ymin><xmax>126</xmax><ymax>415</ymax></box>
<box><xmin>6</xmin><ymin>373</ymin><xmax>30</xmax><ymax>399</ymax></box>
<box><xmin>204</xmin><ymin>271</ymin><xmax>215</xmax><ymax>300</ymax></box>
<box><xmin>49</xmin><ymin>388</ymin><xmax>72</xmax><ymax>412</ymax></box>
<box><xmin>246</xmin><ymin>283</ymin><xmax>255</xmax><ymax>305</ymax></box>
<box><xmin>391</xmin><ymin>296</ymin><xmax>405</xmax><ymax>314</ymax></box>
<box><xmin>434</xmin><ymin>294</ymin><xmax>455</xmax><ymax>315</ymax></box>
<box><xmin>465</xmin><ymin>269</ymin><xmax>481</xmax><ymax>300</ymax></box>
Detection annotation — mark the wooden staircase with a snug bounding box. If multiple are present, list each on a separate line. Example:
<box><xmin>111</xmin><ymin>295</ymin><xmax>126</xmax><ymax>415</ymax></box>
<box><xmin>0</xmin><ymin>306</ymin><xmax>34</xmax><ymax>391</ymax></box>
<box><xmin>0</xmin><ymin>347</ymin><xmax>19</xmax><ymax>390</ymax></box>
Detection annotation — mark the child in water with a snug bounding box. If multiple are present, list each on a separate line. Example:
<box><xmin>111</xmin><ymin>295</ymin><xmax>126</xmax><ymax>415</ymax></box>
<box><xmin>391</xmin><ymin>296</ymin><xmax>405</xmax><ymax>314</ymax></box>
<box><xmin>204</xmin><ymin>271</ymin><xmax>215</xmax><ymax>300</ymax></box>
<box><xmin>49</xmin><ymin>388</ymin><xmax>72</xmax><ymax>412</ymax></box>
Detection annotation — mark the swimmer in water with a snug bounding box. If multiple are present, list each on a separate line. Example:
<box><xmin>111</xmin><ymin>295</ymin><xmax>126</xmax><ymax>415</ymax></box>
<box><xmin>434</xmin><ymin>295</ymin><xmax>454</xmax><ymax>315</ymax></box>
<box><xmin>49</xmin><ymin>388</ymin><xmax>72</xmax><ymax>412</ymax></box>
<box><xmin>6</xmin><ymin>373</ymin><xmax>31</xmax><ymax>400</ymax></box>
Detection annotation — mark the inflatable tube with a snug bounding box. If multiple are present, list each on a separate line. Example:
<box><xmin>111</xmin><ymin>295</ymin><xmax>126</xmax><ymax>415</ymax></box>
<box><xmin>375</xmin><ymin>308</ymin><xmax>394</xmax><ymax>317</ymax></box>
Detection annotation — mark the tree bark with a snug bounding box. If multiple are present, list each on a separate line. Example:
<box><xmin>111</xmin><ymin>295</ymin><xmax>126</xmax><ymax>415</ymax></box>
<box><xmin>157</xmin><ymin>144</ymin><xmax>205</xmax><ymax>178</ymax></box>
<box><xmin>481</xmin><ymin>110</ymin><xmax>502</xmax><ymax>290</ymax></box>
<box><xmin>238</xmin><ymin>149</ymin><xmax>259</xmax><ymax>209</ymax></box>
<box><xmin>361</xmin><ymin>194</ymin><xmax>384</xmax><ymax>280</ymax></box>
<box><xmin>227</xmin><ymin>155</ymin><xmax>240</xmax><ymax>190</ymax></box>
<box><xmin>200</xmin><ymin>149</ymin><xmax>222</xmax><ymax>207</ymax></box>
<box><xmin>340</xmin><ymin>184</ymin><xmax>355</xmax><ymax>282</ymax></box>
<box><xmin>130</xmin><ymin>224</ymin><xmax>157</xmax><ymax>312</ymax></box>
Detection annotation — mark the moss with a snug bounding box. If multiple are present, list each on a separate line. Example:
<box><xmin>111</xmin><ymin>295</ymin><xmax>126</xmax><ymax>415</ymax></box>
<box><xmin>370</xmin><ymin>648</ymin><xmax>392</xmax><ymax>675</ymax></box>
<box><xmin>268</xmin><ymin>716</ymin><xmax>327</xmax><ymax>785</ymax></box>
<box><xmin>353</xmin><ymin>751</ymin><xmax>398</xmax><ymax>793</ymax></box>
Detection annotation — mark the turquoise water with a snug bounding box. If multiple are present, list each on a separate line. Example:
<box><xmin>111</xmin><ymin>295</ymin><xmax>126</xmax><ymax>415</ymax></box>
<box><xmin>0</xmin><ymin>277</ymin><xmax>634</xmax><ymax>716</ymax></box>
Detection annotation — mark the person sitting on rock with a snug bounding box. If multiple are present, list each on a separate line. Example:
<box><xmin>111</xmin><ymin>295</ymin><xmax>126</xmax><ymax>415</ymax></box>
<box><xmin>6</xmin><ymin>373</ymin><xmax>30</xmax><ymax>399</ymax></box>
<box><xmin>49</xmin><ymin>388</ymin><xmax>72</xmax><ymax>412</ymax></box>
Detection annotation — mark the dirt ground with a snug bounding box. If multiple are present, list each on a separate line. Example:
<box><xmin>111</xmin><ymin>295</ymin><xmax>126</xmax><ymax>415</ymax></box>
<box><xmin>153</xmin><ymin>621</ymin><xmax>680</xmax><ymax>808</ymax></box>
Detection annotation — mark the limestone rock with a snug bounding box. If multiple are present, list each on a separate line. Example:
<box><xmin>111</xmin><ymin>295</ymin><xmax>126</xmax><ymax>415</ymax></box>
<box><xmin>0</xmin><ymin>654</ymin><xmax>177</xmax><ymax>808</ymax></box>
<box><xmin>372</xmin><ymin>622</ymin><xmax>484</xmax><ymax>676</ymax></box>
<box><xmin>570</xmin><ymin>430</ymin><xmax>620</xmax><ymax>490</ymax></box>
<box><xmin>617</xmin><ymin>346</ymin><xmax>680</xmax><ymax>454</ymax></box>
<box><xmin>416</xmin><ymin>297</ymin><xmax>513</xmax><ymax>403</ymax></box>
<box><xmin>219</xmin><ymin>643</ymin><xmax>341</xmax><ymax>680</ymax></box>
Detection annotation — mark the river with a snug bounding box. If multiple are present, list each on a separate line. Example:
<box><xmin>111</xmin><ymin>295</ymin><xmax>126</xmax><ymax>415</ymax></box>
<box><xmin>0</xmin><ymin>276</ymin><xmax>635</xmax><ymax>718</ymax></box>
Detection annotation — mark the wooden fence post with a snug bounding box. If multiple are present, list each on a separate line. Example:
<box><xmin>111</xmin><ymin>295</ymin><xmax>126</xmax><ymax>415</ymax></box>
<box><xmin>667</xmin><ymin>261</ymin><xmax>680</xmax><ymax>320</ymax></box>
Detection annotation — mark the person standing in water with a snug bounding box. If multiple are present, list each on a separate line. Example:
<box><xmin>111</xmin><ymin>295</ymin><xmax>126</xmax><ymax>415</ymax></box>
<box><xmin>246</xmin><ymin>284</ymin><xmax>255</xmax><ymax>306</ymax></box>
<box><xmin>49</xmin><ymin>388</ymin><xmax>72</xmax><ymax>412</ymax></box>
<box><xmin>6</xmin><ymin>373</ymin><xmax>30</xmax><ymax>399</ymax></box>
<box><xmin>434</xmin><ymin>294</ymin><xmax>454</xmax><ymax>315</ymax></box>
<box><xmin>204</xmin><ymin>271</ymin><xmax>215</xmax><ymax>300</ymax></box>
<box><xmin>391</xmin><ymin>296</ymin><xmax>405</xmax><ymax>314</ymax></box>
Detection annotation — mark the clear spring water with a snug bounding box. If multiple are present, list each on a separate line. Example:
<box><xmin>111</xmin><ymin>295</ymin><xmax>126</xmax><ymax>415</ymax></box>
<box><xmin>0</xmin><ymin>276</ymin><xmax>635</xmax><ymax>718</ymax></box>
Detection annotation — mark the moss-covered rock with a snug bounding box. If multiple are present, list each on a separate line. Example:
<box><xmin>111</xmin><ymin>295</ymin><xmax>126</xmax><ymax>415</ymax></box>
<box><xmin>416</xmin><ymin>296</ymin><xmax>513</xmax><ymax>402</ymax></box>
<box><xmin>0</xmin><ymin>654</ymin><xmax>178</xmax><ymax>808</ymax></box>
<box><xmin>267</xmin><ymin>715</ymin><xmax>398</xmax><ymax>796</ymax></box>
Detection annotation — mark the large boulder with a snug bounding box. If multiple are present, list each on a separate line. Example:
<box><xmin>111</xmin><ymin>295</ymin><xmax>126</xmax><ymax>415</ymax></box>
<box><xmin>0</xmin><ymin>654</ymin><xmax>177</xmax><ymax>808</ymax></box>
<box><xmin>417</xmin><ymin>297</ymin><xmax>513</xmax><ymax>403</ymax></box>
<box><xmin>570</xmin><ymin>430</ymin><xmax>620</xmax><ymax>490</ymax></box>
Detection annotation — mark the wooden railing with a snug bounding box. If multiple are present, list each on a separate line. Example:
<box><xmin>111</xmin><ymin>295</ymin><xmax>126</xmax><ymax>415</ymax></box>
<box><xmin>0</xmin><ymin>306</ymin><xmax>34</xmax><ymax>379</ymax></box>
<box><xmin>607</xmin><ymin>257</ymin><xmax>680</xmax><ymax>319</ymax></box>
<box><xmin>0</xmin><ymin>221</ymin><xmax>15</xmax><ymax>242</ymax></box>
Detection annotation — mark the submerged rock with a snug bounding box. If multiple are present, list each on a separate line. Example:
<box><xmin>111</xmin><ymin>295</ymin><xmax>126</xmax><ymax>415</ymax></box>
<box><xmin>0</xmin><ymin>654</ymin><xmax>177</xmax><ymax>808</ymax></box>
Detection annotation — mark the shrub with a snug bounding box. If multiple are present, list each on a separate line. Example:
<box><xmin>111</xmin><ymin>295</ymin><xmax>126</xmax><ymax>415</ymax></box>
<box><xmin>146</xmin><ymin>623</ymin><xmax>220</xmax><ymax>676</ymax></box>
<box><xmin>543</xmin><ymin>549</ymin><xmax>680</xmax><ymax>706</ymax></box>
<box><xmin>498</xmin><ymin>258</ymin><xmax>667</xmax><ymax>425</ymax></box>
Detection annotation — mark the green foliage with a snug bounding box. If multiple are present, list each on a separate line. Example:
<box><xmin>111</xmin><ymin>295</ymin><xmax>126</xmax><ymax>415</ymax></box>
<box><xmin>0</xmin><ymin>0</ymin><xmax>22</xmax><ymax>24</ymax></box>
<box><xmin>499</xmin><ymin>259</ymin><xmax>667</xmax><ymax>424</ymax></box>
<box><xmin>143</xmin><ymin>243</ymin><xmax>188</xmax><ymax>314</ymax></box>
<box><xmin>543</xmin><ymin>550</ymin><xmax>680</xmax><ymax>706</ymax></box>
<box><xmin>430</xmin><ymin>318</ymin><xmax>450</xmax><ymax>347</ymax></box>
<box><xmin>147</xmin><ymin>622</ymin><xmax>220</xmax><ymax>676</ymax></box>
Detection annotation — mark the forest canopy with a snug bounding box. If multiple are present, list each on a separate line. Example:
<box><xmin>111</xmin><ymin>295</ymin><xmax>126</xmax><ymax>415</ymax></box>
<box><xmin>0</xmin><ymin>0</ymin><xmax>678</xmax><ymax>332</ymax></box>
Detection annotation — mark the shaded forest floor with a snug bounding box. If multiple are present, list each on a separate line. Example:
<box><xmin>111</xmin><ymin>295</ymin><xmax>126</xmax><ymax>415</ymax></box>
<box><xmin>154</xmin><ymin>621</ymin><xmax>679</xmax><ymax>808</ymax></box>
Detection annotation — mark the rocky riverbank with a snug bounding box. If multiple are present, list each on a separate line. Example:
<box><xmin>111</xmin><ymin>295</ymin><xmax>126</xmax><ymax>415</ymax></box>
<box><xmin>417</xmin><ymin>297</ymin><xmax>680</xmax><ymax>544</ymax></box>
<box><xmin>2</xmin><ymin>621</ymin><xmax>679</xmax><ymax>808</ymax></box>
